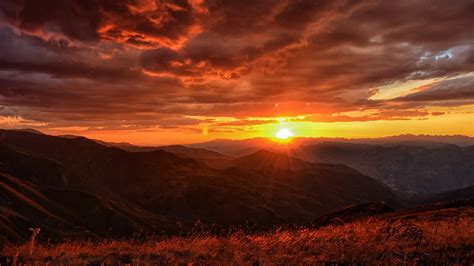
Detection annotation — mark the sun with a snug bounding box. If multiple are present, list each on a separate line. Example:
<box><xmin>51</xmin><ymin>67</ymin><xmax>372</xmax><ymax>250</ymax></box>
<box><xmin>275</xmin><ymin>128</ymin><xmax>294</xmax><ymax>140</ymax></box>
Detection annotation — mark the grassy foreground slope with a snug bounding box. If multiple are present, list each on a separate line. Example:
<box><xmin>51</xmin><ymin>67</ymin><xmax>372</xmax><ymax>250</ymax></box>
<box><xmin>2</xmin><ymin>202</ymin><xmax>473</xmax><ymax>264</ymax></box>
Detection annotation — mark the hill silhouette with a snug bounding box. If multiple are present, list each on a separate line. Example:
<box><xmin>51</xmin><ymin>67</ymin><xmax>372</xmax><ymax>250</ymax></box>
<box><xmin>0</xmin><ymin>129</ymin><xmax>401</xmax><ymax>241</ymax></box>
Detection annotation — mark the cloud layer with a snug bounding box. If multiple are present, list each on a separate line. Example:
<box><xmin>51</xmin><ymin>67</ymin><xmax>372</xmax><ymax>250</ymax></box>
<box><xmin>0</xmin><ymin>0</ymin><xmax>473</xmax><ymax>135</ymax></box>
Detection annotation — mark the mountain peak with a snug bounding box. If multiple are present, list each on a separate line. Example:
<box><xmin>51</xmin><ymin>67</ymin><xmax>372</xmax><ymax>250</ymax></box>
<box><xmin>231</xmin><ymin>149</ymin><xmax>312</xmax><ymax>171</ymax></box>
<box><xmin>11</xmin><ymin>128</ymin><xmax>45</xmax><ymax>135</ymax></box>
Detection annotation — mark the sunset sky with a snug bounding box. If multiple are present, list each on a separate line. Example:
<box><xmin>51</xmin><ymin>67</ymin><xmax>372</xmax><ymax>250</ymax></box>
<box><xmin>0</xmin><ymin>0</ymin><xmax>473</xmax><ymax>145</ymax></box>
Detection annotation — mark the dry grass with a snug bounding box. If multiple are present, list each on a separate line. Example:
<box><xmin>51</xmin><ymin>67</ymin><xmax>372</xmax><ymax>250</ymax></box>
<box><xmin>2</xmin><ymin>217</ymin><xmax>473</xmax><ymax>265</ymax></box>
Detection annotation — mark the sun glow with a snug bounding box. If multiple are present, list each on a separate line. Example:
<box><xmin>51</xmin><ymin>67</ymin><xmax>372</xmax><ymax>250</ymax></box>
<box><xmin>275</xmin><ymin>128</ymin><xmax>294</xmax><ymax>140</ymax></box>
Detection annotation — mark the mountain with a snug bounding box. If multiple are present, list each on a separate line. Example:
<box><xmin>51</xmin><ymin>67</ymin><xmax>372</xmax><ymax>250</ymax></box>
<box><xmin>310</xmin><ymin>202</ymin><xmax>395</xmax><ymax>227</ymax></box>
<box><xmin>186</xmin><ymin>138</ymin><xmax>274</xmax><ymax>157</ymax></box>
<box><xmin>58</xmin><ymin>135</ymin><xmax>233</xmax><ymax>166</ymax></box>
<box><xmin>421</xmin><ymin>185</ymin><xmax>474</xmax><ymax>204</ymax></box>
<box><xmin>58</xmin><ymin>134</ymin><xmax>160</xmax><ymax>152</ymax></box>
<box><xmin>216</xmin><ymin>149</ymin><xmax>402</xmax><ymax>212</ymax></box>
<box><xmin>362</xmin><ymin>134</ymin><xmax>474</xmax><ymax>147</ymax></box>
<box><xmin>0</xmin><ymin>172</ymin><xmax>173</xmax><ymax>243</ymax></box>
<box><xmin>0</xmin><ymin>129</ymin><xmax>400</xmax><ymax>241</ymax></box>
<box><xmin>189</xmin><ymin>138</ymin><xmax>474</xmax><ymax>198</ymax></box>
<box><xmin>10</xmin><ymin>128</ymin><xmax>45</xmax><ymax>135</ymax></box>
<box><xmin>156</xmin><ymin>145</ymin><xmax>234</xmax><ymax>168</ymax></box>
<box><xmin>187</xmin><ymin>135</ymin><xmax>474</xmax><ymax>157</ymax></box>
<box><xmin>157</xmin><ymin>145</ymin><xmax>232</xmax><ymax>160</ymax></box>
<box><xmin>219</xmin><ymin>149</ymin><xmax>313</xmax><ymax>171</ymax></box>
<box><xmin>0</xmin><ymin>142</ymin><xmax>72</xmax><ymax>188</ymax></box>
<box><xmin>294</xmin><ymin>142</ymin><xmax>474</xmax><ymax>198</ymax></box>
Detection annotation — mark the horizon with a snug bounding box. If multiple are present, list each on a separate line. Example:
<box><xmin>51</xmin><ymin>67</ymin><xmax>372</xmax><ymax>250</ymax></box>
<box><xmin>6</xmin><ymin>127</ymin><xmax>474</xmax><ymax>147</ymax></box>
<box><xmin>3</xmin><ymin>114</ymin><xmax>473</xmax><ymax>145</ymax></box>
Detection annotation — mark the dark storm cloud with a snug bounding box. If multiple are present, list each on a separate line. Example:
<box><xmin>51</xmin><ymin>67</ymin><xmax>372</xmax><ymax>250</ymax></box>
<box><xmin>274</xmin><ymin>0</ymin><xmax>340</xmax><ymax>29</ymax></box>
<box><xmin>0</xmin><ymin>26</ymin><xmax>143</xmax><ymax>82</ymax></box>
<box><xmin>139</xmin><ymin>0</ymin><xmax>341</xmax><ymax>79</ymax></box>
<box><xmin>201</xmin><ymin>0</ymin><xmax>282</xmax><ymax>35</ymax></box>
<box><xmin>0</xmin><ymin>0</ymin><xmax>473</xmax><ymax>129</ymax></box>
<box><xmin>242</xmin><ymin>0</ymin><xmax>474</xmax><ymax>101</ymax></box>
<box><xmin>0</xmin><ymin>75</ymin><xmax>203</xmax><ymax>130</ymax></box>
<box><xmin>0</xmin><ymin>0</ymin><xmax>200</xmax><ymax>46</ymax></box>
<box><xmin>0</xmin><ymin>0</ymin><xmax>102</xmax><ymax>41</ymax></box>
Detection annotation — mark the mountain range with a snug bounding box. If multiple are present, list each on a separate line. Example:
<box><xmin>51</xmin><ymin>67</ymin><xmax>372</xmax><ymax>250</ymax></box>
<box><xmin>293</xmin><ymin>142</ymin><xmax>474</xmax><ymax>198</ymax></box>
<box><xmin>79</xmin><ymin>133</ymin><xmax>474</xmax><ymax>198</ymax></box>
<box><xmin>183</xmin><ymin>138</ymin><xmax>474</xmax><ymax>198</ymax></box>
<box><xmin>0</xmin><ymin>129</ymin><xmax>405</xmax><ymax>242</ymax></box>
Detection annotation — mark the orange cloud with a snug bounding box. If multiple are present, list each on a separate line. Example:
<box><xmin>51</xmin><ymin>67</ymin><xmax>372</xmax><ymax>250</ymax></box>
<box><xmin>0</xmin><ymin>0</ymin><xmax>472</xmax><ymax>143</ymax></box>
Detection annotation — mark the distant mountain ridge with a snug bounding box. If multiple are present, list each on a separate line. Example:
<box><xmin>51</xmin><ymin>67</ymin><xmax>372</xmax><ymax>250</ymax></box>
<box><xmin>6</xmin><ymin>129</ymin><xmax>474</xmax><ymax>199</ymax></box>
<box><xmin>187</xmin><ymin>134</ymin><xmax>474</xmax><ymax>157</ymax></box>
<box><xmin>56</xmin><ymin>133</ymin><xmax>234</xmax><ymax>162</ymax></box>
<box><xmin>294</xmin><ymin>142</ymin><xmax>474</xmax><ymax>198</ymax></box>
<box><xmin>421</xmin><ymin>185</ymin><xmax>474</xmax><ymax>204</ymax></box>
<box><xmin>12</xmin><ymin>129</ymin><xmax>474</xmax><ymax>147</ymax></box>
<box><xmin>8</xmin><ymin>129</ymin><xmax>474</xmax><ymax>199</ymax></box>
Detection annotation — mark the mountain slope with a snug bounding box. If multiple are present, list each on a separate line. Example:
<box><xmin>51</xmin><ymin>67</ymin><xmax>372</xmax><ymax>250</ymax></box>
<box><xmin>3</xmin><ymin>201</ymin><xmax>472</xmax><ymax>264</ymax></box>
<box><xmin>218</xmin><ymin>150</ymin><xmax>401</xmax><ymax>214</ymax></box>
<box><xmin>158</xmin><ymin>145</ymin><xmax>232</xmax><ymax>160</ymax></box>
<box><xmin>421</xmin><ymin>185</ymin><xmax>474</xmax><ymax>204</ymax></box>
<box><xmin>0</xmin><ymin>129</ymin><xmax>401</xmax><ymax>239</ymax></box>
<box><xmin>0</xmin><ymin>143</ymin><xmax>72</xmax><ymax>188</ymax></box>
<box><xmin>295</xmin><ymin>142</ymin><xmax>474</xmax><ymax>198</ymax></box>
<box><xmin>0</xmin><ymin>173</ymin><xmax>173</xmax><ymax>243</ymax></box>
<box><xmin>221</xmin><ymin>149</ymin><xmax>312</xmax><ymax>171</ymax></box>
<box><xmin>59</xmin><ymin>134</ymin><xmax>233</xmax><ymax>167</ymax></box>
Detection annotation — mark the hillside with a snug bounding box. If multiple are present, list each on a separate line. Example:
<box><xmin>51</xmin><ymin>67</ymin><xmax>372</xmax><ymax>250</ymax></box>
<box><xmin>421</xmin><ymin>185</ymin><xmax>474</xmax><ymax>204</ymax></box>
<box><xmin>186</xmin><ymin>138</ymin><xmax>474</xmax><ymax>198</ymax></box>
<box><xmin>0</xmin><ymin>172</ymin><xmax>176</xmax><ymax>243</ymax></box>
<box><xmin>294</xmin><ymin>142</ymin><xmax>474</xmax><ymax>198</ymax></box>
<box><xmin>213</xmin><ymin>149</ymin><xmax>313</xmax><ymax>171</ymax></box>
<box><xmin>2</xmin><ymin>202</ymin><xmax>472</xmax><ymax>264</ymax></box>
<box><xmin>0</xmin><ymin>129</ymin><xmax>400</xmax><ymax>241</ymax></box>
<box><xmin>59</xmin><ymin>135</ymin><xmax>234</xmax><ymax>167</ymax></box>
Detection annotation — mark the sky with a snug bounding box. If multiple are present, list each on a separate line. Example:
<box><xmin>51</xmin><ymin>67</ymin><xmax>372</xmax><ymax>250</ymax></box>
<box><xmin>0</xmin><ymin>0</ymin><xmax>473</xmax><ymax>145</ymax></box>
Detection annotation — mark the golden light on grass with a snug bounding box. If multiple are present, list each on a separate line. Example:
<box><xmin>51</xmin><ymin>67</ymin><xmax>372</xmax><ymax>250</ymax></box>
<box><xmin>3</xmin><ymin>215</ymin><xmax>472</xmax><ymax>264</ymax></box>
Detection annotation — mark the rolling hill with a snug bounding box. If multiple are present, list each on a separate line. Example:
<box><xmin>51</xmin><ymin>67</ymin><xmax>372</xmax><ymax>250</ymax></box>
<box><xmin>0</xmin><ymin>129</ymin><xmax>400</xmax><ymax>241</ymax></box>
<box><xmin>0</xmin><ymin>172</ymin><xmax>173</xmax><ymax>243</ymax></box>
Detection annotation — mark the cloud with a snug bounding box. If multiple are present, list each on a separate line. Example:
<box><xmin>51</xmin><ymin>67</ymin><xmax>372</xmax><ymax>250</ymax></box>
<box><xmin>0</xmin><ymin>0</ymin><xmax>202</xmax><ymax>48</ymax></box>
<box><xmin>394</xmin><ymin>76</ymin><xmax>474</xmax><ymax>102</ymax></box>
<box><xmin>0</xmin><ymin>0</ymin><xmax>472</xmax><ymax>133</ymax></box>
